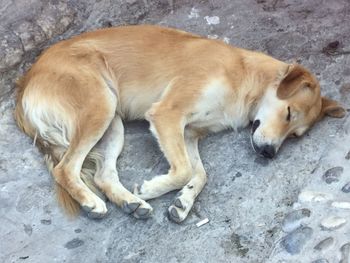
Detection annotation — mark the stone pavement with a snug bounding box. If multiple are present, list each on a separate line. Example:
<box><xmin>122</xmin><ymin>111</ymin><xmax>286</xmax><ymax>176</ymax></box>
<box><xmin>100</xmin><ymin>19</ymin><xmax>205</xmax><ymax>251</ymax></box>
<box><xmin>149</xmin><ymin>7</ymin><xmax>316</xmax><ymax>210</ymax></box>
<box><xmin>0</xmin><ymin>0</ymin><xmax>349</xmax><ymax>262</ymax></box>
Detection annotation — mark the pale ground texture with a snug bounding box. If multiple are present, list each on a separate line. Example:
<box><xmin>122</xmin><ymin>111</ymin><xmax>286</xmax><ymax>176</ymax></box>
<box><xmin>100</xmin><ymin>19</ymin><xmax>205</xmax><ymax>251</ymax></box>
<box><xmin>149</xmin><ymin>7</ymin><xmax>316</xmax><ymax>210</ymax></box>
<box><xmin>1</xmin><ymin>0</ymin><xmax>350</xmax><ymax>262</ymax></box>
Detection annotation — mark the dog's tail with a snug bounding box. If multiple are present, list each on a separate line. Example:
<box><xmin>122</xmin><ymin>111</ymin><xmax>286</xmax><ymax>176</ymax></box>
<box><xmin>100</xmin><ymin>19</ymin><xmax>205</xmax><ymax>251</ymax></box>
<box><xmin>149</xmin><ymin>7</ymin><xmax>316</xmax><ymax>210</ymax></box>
<box><xmin>14</xmin><ymin>76</ymin><xmax>105</xmax><ymax>217</ymax></box>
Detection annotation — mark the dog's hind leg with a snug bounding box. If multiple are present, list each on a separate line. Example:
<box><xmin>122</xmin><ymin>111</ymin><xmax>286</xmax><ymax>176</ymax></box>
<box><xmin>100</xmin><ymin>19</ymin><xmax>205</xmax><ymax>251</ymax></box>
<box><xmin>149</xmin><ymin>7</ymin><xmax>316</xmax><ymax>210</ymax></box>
<box><xmin>93</xmin><ymin>115</ymin><xmax>153</xmax><ymax>219</ymax></box>
<box><xmin>51</xmin><ymin>75</ymin><xmax>118</xmax><ymax>219</ymax></box>
<box><xmin>168</xmin><ymin>129</ymin><xmax>207</xmax><ymax>223</ymax></box>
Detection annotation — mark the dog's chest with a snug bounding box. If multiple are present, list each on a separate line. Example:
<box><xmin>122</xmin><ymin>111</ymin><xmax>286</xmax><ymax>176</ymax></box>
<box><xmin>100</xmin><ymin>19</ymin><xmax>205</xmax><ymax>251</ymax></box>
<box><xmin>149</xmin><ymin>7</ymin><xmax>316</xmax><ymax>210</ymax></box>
<box><xmin>187</xmin><ymin>80</ymin><xmax>251</xmax><ymax>132</ymax></box>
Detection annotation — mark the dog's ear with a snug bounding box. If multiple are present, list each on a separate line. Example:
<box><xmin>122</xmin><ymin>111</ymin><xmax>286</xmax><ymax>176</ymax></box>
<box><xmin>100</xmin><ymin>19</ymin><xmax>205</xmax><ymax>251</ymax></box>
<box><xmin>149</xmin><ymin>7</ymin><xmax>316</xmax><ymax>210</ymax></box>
<box><xmin>320</xmin><ymin>97</ymin><xmax>346</xmax><ymax>118</ymax></box>
<box><xmin>277</xmin><ymin>64</ymin><xmax>312</xmax><ymax>99</ymax></box>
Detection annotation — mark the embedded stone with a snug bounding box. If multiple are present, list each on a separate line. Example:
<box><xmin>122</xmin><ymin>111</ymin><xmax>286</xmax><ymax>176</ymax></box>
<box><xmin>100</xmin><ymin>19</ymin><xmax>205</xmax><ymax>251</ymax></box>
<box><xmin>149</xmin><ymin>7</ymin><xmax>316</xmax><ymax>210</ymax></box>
<box><xmin>282</xmin><ymin>226</ymin><xmax>313</xmax><ymax>254</ymax></box>
<box><xmin>312</xmin><ymin>259</ymin><xmax>329</xmax><ymax>263</ymax></box>
<box><xmin>341</xmin><ymin>182</ymin><xmax>350</xmax><ymax>193</ymax></box>
<box><xmin>282</xmin><ymin>208</ymin><xmax>311</xmax><ymax>232</ymax></box>
<box><xmin>340</xmin><ymin>243</ymin><xmax>350</xmax><ymax>263</ymax></box>
<box><xmin>345</xmin><ymin>151</ymin><xmax>350</xmax><ymax>160</ymax></box>
<box><xmin>64</xmin><ymin>238</ymin><xmax>84</xmax><ymax>249</ymax></box>
<box><xmin>298</xmin><ymin>190</ymin><xmax>333</xmax><ymax>203</ymax></box>
<box><xmin>320</xmin><ymin>216</ymin><xmax>347</xmax><ymax>230</ymax></box>
<box><xmin>322</xmin><ymin>166</ymin><xmax>343</xmax><ymax>184</ymax></box>
<box><xmin>331</xmin><ymin>201</ymin><xmax>350</xmax><ymax>209</ymax></box>
<box><xmin>314</xmin><ymin>237</ymin><xmax>334</xmax><ymax>251</ymax></box>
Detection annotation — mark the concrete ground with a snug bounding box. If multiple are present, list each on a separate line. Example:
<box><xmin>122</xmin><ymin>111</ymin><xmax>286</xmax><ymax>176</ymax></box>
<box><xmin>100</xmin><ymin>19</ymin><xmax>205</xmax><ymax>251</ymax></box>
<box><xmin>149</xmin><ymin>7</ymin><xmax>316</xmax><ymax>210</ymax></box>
<box><xmin>0</xmin><ymin>0</ymin><xmax>349</xmax><ymax>262</ymax></box>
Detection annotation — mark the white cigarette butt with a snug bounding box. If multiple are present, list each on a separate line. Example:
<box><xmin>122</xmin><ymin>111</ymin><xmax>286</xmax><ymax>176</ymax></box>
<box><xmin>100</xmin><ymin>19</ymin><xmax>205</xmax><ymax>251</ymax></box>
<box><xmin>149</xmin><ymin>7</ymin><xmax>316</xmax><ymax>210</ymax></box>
<box><xmin>196</xmin><ymin>218</ymin><xmax>209</xmax><ymax>227</ymax></box>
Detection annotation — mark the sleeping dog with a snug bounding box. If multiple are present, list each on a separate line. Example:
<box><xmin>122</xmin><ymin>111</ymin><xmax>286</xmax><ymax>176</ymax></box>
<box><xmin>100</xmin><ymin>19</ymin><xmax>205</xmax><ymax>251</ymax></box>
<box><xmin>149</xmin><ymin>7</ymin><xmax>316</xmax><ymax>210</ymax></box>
<box><xmin>15</xmin><ymin>25</ymin><xmax>345</xmax><ymax>223</ymax></box>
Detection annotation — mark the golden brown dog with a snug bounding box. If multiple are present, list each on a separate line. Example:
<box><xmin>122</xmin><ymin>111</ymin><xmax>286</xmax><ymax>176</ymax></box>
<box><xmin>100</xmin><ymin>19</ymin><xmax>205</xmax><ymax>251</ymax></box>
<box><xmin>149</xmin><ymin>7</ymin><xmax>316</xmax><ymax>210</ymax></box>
<box><xmin>15</xmin><ymin>25</ymin><xmax>345</xmax><ymax>223</ymax></box>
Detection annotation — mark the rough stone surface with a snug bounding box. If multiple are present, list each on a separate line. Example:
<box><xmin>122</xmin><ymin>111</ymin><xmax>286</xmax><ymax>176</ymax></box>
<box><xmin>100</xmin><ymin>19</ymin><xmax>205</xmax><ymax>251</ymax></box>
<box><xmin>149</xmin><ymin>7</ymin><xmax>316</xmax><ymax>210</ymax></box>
<box><xmin>1</xmin><ymin>0</ymin><xmax>350</xmax><ymax>263</ymax></box>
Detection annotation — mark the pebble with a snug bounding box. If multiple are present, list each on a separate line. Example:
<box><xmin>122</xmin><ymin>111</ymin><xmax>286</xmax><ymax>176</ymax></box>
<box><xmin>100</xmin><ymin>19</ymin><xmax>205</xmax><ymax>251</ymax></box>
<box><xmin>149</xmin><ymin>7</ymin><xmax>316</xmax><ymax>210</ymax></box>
<box><xmin>281</xmin><ymin>226</ymin><xmax>313</xmax><ymax>254</ymax></box>
<box><xmin>204</xmin><ymin>16</ymin><xmax>220</xmax><ymax>25</ymax></box>
<box><xmin>331</xmin><ymin>201</ymin><xmax>350</xmax><ymax>209</ymax></box>
<box><xmin>64</xmin><ymin>238</ymin><xmax>84</xmax><ymax>249</ymax></box>
<box><xmin>40</xmin><ymin>219</ymin><xmax>51</xmax><ymax>225</ymax></box>
<box><xmin>340</xmin><ymin>243</ymin><xmax>350</xmax><ymax>263</ymax></box>
<box><xmin>341</xmin><ymin>182</ymin><xmax>350</xmax><ymax>193</ymax></box>
<box><xmin>314</xmin><ymin>237</ymin><xmax>334</xmax><ymax>251</ymax></box>
<box><xmin>282</xmin><ymin>208</ymin><xmax>311</xmax><ymax>232</ymax></box>
<box><xmin>320</xmin><ymin>216</ymin><xmax>347</xmax><ymax>230</ymax></box>
<box><xmin>23</xmin><ymin>224</ymin><xmax>32</xmax><ymax>236</ymax></box>
<box><xmin>345</xmin><ymin>151</ymin><xmax>350</xmax><ymax>160</ymax></box>
<box><xmin>322</xmin><ymin>166</ymin><xmax>343</xmax><ymax>184</ymax></box>
<box><xmin>298</xmin><ymin>190</ymin><xmax>333</xmax><ymax>203</ymax></box>
<box><xmin>339</xmin><ymin>243</ymin><xmax>350</xmax><ymax>263</ymax></box>
<box><xmin>312</xmin><ymin>259</ymin><xmax>329</xmax><ymax>263</ymax></box>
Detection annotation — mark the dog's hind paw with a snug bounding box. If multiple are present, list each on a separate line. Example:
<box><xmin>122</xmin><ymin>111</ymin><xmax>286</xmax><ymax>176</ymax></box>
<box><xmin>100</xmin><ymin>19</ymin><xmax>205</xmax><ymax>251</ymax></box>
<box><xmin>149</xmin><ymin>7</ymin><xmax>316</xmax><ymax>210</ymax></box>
<box><xmin>121</xmin><ymin>199</ymin><xmax>153</xmax><ymax>220</ymax></box>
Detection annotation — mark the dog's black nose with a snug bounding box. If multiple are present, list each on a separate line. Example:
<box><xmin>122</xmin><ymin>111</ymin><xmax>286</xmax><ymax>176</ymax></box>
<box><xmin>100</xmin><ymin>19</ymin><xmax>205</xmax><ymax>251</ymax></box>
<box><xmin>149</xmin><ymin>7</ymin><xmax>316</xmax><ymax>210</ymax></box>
<box><xmin>252</xmin><ymin>120</ymin><xmax>260</xmax><ymax>134</ymax></box>
<box><xmin>260</xmin><ymin>145</ymin><xmax>275</xmax><ymax>159</ymax></box>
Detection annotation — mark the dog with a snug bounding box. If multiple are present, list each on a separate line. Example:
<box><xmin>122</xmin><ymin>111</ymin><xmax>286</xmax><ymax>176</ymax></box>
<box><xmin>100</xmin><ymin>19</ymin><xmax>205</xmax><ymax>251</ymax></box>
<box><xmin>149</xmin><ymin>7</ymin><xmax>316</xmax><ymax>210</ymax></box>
<box><xmin>15</xmin><ymin>25</ymin><xmax>345</xmax><ymax>223</ymax></box>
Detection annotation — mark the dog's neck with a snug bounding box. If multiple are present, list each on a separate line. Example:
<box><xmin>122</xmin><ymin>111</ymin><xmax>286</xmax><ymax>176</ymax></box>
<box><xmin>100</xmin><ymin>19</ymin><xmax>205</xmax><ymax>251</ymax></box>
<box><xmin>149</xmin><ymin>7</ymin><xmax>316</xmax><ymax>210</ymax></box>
<box><xmin>233</xmin><ymin>52</ymin><xmax>287</xmax><ymax>124</ymax></box>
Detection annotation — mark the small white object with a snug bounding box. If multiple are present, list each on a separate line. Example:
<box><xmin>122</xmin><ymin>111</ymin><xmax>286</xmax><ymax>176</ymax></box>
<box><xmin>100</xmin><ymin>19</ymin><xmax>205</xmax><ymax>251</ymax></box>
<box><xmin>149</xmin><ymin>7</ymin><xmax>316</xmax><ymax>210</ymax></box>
<box><xmin>188</xmin><ymin>7</ymin><xmax>200</xmax><ymax>19</ymax></box>
<box><xmin>331</xmin><ymin>201</ymin><xmax>350</xmax><ymax>209</ymax></box>
<box><xmin>320</xmin><ymin>216</ymin><xmax>347</xmax><ymax>230</ymax></box>
<box><xmin>196</xmin><ymin>218</ymin><xmax>209</xmax><ymax>227</ymax></box>
<box><xmin>223</xmin><ymin>37</ymin><xmax>230</xmax><ymax>44</ymax></box>
<box><xmin>298</xmin><ymin>190</ymin><xmax>333</xmax><ymax>203</ymax></box>
<box><xmin>207</xmin><ymin>34</ymin><xmax>218</xmax><ymax>39</ymax></box>
<box><xmin>205</xmin><ymin>16</ymin><xmax>220</xmax><ymax>25</ymax></box>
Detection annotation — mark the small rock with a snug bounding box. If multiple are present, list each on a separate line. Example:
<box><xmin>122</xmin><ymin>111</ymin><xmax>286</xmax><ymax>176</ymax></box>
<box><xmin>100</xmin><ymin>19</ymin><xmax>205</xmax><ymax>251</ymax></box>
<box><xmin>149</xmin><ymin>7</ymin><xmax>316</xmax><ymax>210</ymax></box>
<box><xmin>235</xmin><ymin>172</ymin><xmax>242</xmax><ymax>177</ymax></box>
<box><xmin>340</xmin><ymin>243</ymin><xmax>350</xmax><ymax>263</ymax></box>
<box><xmin>40</xmin><ymin>219</ymin><xmax>51</xmax><ymax>225</ymax></box>
<box><xmin>281</xmin><ymin>226</ymin><xmax>313</xmax><ymax>254</ymax></box>
<box><xmin>320</xmin><ymin>216</ymin><xmax>347</xmax><ymax>230</ymax></box>
<box><xmin>23</xmin><ymin>224</ymin><xmax>32</xmax><ymax>236</ymax></box>
<box><xmin>74</xmin><ymin>228</ymin><xmax>82</xmax><ymax>233</ymax></box>
<box><xmin>298</xmin><ymin>190</ymin><xmax>333</xmax><ymax>203</ymax></box>
<box><xmin>345</xmin><ymin>151</ymin><xmax>350</xmax><ymax>160</ymax></box>
<box><xmin>64</xmin><ymin>238</ymin><xmax>84</xmax><ymax>249</ymax></box>
<box><xmin>312</xmin><ymin>259</ymin><xmax>329</xmax><ymax>263</ymax></box>
<box><xmin>314</xmin><ymin>237</ymin><xmax>334</xmax><ymax>251</ymax></box>
<box><xmin>341</xmin><ymin>182</ymin><xmax>350</xmax><ymax>193</ymax></box>
<box><xmin>322</xmin><ymin>166</ymin><xmax>343</xmax><ymax>184</ymax></box>
<box><xmin>188</xmin><ymin>7</ymin><xmax>200</xmax><ymax>19</ymax></box>
<box><xmin>282</xmin><ymin>208</ymin><xmax>311</xmax><ymax>232</ymax></box>
<box><xmin>331</xmin><ymin>201</ymin><xmax>350</xmax><ymax>209</ymax></box>
<box><xmin>204</xmin><ymin>16</ymin><xmax>220</xmax><ymax>25</ymax></box>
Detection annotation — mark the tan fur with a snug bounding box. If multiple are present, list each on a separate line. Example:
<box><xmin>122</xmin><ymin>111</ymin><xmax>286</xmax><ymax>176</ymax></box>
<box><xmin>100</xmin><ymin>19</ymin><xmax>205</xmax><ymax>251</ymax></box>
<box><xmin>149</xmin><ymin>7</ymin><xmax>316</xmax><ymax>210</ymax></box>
<box><xmin>15</xmin><ymin>25</ymin><xmax>345</xmax><ymax>222</ymax></box>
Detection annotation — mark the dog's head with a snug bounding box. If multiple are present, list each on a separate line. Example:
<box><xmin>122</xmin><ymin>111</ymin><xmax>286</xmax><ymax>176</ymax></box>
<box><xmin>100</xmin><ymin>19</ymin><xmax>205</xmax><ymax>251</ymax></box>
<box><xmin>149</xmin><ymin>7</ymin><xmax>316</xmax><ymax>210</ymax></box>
<box><xmin>251</xmin><ymin>64</ymin><xmax>346</xmax><ymax>158</ymax></box>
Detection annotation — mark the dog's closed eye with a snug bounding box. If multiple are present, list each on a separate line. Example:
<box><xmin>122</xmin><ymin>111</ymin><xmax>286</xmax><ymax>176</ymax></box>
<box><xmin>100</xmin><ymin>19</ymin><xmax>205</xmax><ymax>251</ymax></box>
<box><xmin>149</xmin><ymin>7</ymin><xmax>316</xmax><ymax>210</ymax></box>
<box><xmin>286</xmin><ymin>106</ymin><xmax>291</xmax><ymax>122</ymax></box>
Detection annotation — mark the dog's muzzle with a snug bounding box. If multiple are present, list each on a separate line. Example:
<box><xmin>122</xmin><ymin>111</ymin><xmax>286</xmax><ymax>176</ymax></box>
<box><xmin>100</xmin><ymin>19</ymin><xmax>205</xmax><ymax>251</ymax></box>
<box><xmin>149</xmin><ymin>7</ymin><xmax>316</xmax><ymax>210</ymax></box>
<box><xmin>251</xmin><ymin>119</ymin><xmax>276</xmax><ymax>158</ymax></box>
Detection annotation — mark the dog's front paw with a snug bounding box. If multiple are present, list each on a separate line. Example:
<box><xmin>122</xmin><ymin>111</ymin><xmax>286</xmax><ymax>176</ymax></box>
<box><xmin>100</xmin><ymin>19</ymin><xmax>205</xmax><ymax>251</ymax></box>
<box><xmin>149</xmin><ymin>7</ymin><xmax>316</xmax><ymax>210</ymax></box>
<box><xmin>168</xmin><ymin>192</ymin><xmax>194</xmax><ymax>223</ymax></box>
<box><xmin>121</xmin><ymin>199</ymin><xmax>153</xmax><ymax>219</ymax></box>
<box><xmin>133</xmin><ymin>181</ymin><xmax>155</xmax><ymax>200</ymax></box>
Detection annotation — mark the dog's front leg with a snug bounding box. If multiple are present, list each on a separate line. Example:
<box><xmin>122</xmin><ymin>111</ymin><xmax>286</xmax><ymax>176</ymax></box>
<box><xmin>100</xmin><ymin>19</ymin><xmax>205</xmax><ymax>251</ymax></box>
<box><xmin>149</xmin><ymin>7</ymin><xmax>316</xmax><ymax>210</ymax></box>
<box><xmin>134</xmin><ymin>106</ymin><xmax>193</xmax><ymax>201</ymax></box>
<box><xmin>168</xmin><ymin>129</ymin><xmax>207</xmax><ymax>223</ymax></box>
